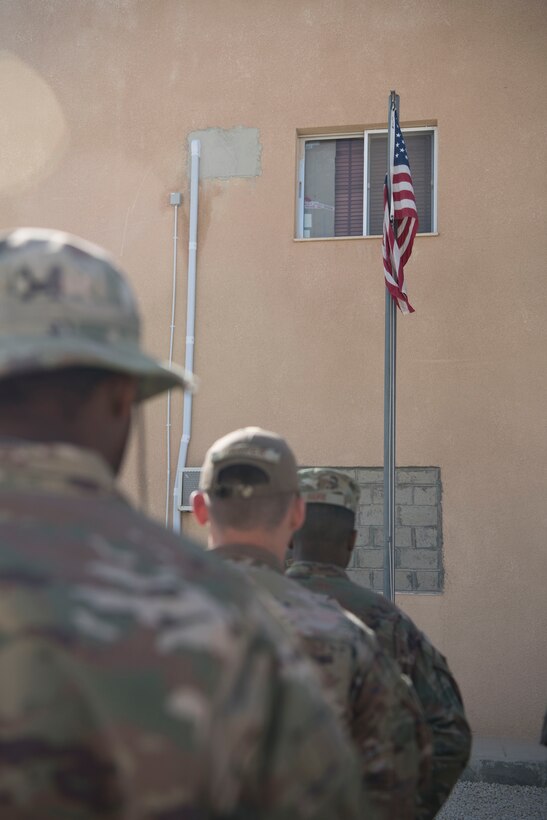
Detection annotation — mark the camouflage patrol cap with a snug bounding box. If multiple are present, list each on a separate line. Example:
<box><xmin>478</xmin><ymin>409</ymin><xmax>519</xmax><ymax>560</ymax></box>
<box><xmin>298</xmin><ymin>468</ymin><xmax>361</xmax><ymax>514</ymax></box>
<box><xmin>0</xmin><ymin>228</ymin><xmax>195</xmax><ymax>400</ymax></box>
<box><xmin>200</xmin><ymin>427</ymin><xmax>299</xmax><ymax>499</ymax></box>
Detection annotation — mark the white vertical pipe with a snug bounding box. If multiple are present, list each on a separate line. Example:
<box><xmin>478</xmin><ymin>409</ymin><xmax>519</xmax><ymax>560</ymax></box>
<box><xmin>173</xmin><ymin>139</ymin><xmax>200</xmax><ymax>533</ymax></box>
<box><xmin>165</xmin><ymin>197</ymin><xmax>180</xmax><ymax>526</ymax></box>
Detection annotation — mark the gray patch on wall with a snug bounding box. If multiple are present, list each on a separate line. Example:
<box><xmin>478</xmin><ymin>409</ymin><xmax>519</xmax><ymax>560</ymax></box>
<box><xmin>187</xmin><ymin>127</ymin><xmax>262</xmax><ymax>179</ymax></box>
<box><xmin>182</xmin><ymin>465</ymin><xmax>444</xmax><ymax>593</ymax></box>
<box><xmin>325</xmin><ymin>467</ymin><xmax>444</xmax><ymax>594</ymax></box>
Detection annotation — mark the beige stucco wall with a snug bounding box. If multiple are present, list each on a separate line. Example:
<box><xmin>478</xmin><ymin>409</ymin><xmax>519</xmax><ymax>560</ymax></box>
<box><xmin>0</xmin><ymin>0</ymin><xmax>545</xmax><ymax>741</ymax></box>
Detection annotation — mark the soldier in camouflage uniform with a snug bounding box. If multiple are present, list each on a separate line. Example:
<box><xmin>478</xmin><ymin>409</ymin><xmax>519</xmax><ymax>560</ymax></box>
<box><xmin>192</xmin><ymin>427</ymin><xmax>433</xmax><ymax>820</ymax></box>
<box><xmin>0</xmin><ymin>229</ymin><xmax>364</xmax><ymax>819</ymax></box>
<box><xmin>288</xmin><ymin>467</ymin><xmax>472</xmax><ymax>820</ymax></box>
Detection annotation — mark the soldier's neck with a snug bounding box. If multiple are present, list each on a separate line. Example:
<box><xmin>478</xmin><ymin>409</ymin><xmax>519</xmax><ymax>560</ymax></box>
<box><xmin>207</xmin><ymin>526</ymin><xmax>289</xmax><ymax>566</ymax></box>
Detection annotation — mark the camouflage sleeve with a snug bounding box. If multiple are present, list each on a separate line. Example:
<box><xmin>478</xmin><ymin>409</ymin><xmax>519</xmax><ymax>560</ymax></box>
<box><xmin>349</xmin><ymin>632</ymin><xmax>432</xmax><ymax>820</ymax></box>
<box><xmin>0</xmin><ymin>635</ymin><xmax>127</xmax><ymax>818</ymax></box>
<box><xmin>204</xmin><ymin>598</ymin><xmax>364</xmax><ymax>820</ymax></box>
<box><xmin>0</xmin><ymin>612</ymin><xmax>362</xmax><ymax>820</ymax></box>
<box><xmin>250</xmin><ymin>652</ymin><xmax>365</xmax><ymax>819</ymax></box>
<box><xmin>408</xmin><ymin>636</ymin><xmax>472</xmax><ymax>820</ymax></box>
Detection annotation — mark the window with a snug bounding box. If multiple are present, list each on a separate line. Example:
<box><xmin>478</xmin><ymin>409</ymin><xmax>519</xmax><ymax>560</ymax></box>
<box><xmin>296</xmin><ymin>126</ymin><xmax>436</xmax><ymax>239</ymax></box>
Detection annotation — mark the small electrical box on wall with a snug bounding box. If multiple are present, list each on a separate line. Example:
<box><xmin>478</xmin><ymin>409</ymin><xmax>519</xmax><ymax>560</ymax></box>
<box><xmin>178</xmin><ymin>468</ymin><xmax>201</xmax><ymax>511</ymax></box>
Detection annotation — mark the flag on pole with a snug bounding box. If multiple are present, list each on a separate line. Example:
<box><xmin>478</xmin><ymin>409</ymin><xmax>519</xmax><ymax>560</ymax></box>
<box><xmin>382</xmin><ymin>108</ymin><xmax>418</xmax><ymax>313</ymax></box>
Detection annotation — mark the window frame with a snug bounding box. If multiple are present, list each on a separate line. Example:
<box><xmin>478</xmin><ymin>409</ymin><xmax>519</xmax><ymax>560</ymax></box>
<box><xmin>296</xmin><ymin>125</ymin><xmax>438</xmax><ymax>239</ymax></box>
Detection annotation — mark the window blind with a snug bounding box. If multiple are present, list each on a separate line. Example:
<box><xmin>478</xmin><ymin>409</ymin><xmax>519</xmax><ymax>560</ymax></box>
<box><xmin>334</xmin><ymin>138</ymin><xmax>364</xmax><ymax>236</ymax></box>
<box><xmin>368</xmin><ymin>132</ymin><xmax>433</xmax><ymax>235</ymax></box>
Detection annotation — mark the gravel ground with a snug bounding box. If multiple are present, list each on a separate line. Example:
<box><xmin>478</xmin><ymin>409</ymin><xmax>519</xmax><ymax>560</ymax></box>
<box><xmin>437</xmin><ymin>782</ymin><xmax>547</xmax><ymax>819</ymax></box>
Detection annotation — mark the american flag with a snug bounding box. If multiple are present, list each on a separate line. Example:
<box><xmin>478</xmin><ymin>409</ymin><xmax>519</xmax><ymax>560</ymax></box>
<box><xmin>382</xmin><ymin>108</ymin><xmax>418</xmax><ymax>313</ymax></box>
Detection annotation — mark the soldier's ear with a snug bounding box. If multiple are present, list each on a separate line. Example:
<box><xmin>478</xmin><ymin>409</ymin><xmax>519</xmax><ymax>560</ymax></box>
<box><xmin>191</xmin><ymin>490</ymin><xmax>209</xmax><ymax>526</ymax></box>
<box><xmin>107</xmin><ymin>375</ymin><xmax>137</xmax><ymax>419</ymax></box>
<box><xmin>289</xmin><ymin>494</ymin><xmax>306</xmax><ymax>533</ymax></box>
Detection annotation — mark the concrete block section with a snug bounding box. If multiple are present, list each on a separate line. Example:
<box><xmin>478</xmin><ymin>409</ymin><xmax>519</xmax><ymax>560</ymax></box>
<box><xmin>414</xmin><ymin>485</ymin><xmax>438</xmax><ymax>505</ymax></box>
<box><xmin>397</xmin><ymin>548</ymin><xmax>439</xmax><ymax>570</ymax></box>
<box><xmin>355</xmin><ymin>526</ymin><xmax>371</xmax><ymax>547</ymax></box>
<box><xmin>359</xmin><ymin>504</ymin><xmax>384</xmax><ymax>526</ymax></box>
<box><xmin>397</xmin><ymin>504</ymin><xmax>438</xmax><ymax>526</ymax></box>
<box><xmin>354</xmin><ymin>549</ymin><xmax>384</xmax><ymax>569</ymax></box>
<box><xmin>314</xmin><ymin>465</ymin><xmax>443</xmax><ymax>593</ymax></box>
<box><xmin>372</xmin><ymin>485</ymin><xmax>384</xmax><ymax>504</ymax></box>
<box><xmin>188</xmin><ymin>127</ymin><xmax>262</xmax><ymax>179</ymax></box>
<box><xmin>374</xmin><ymin>526</ymin><xmax>413</xmax><ymax>549</ymax></box>
<box><xmin>395</xmin><ymin>570</ymin><xmax>442</xmax><ymax>592</ymax></box>
<box><xmin>376</xmin><ymin>484</ymin><xmax>413</xmax><ymax>505</ymax></box>
<box><xmin>395</xmin><ymin>485</ymin><xmax>414</xmax><ymax>505</ymax></box>
<box><xmin>351</xmin><ymin>568</ymin><xmax>442</xmax><ymax>594</ymax></box>
<box><xmin>348</xmin><ymin>568</ymin><xmax>384</xmax><ymax>591</ymax></box>
<box><xmin>397</xmin><ymin>468</ymin><xmax>439</xmax><ymax>485</ymax></box>
<box><xmin>358</xmin><ymin>486</ymin><xmax>373</xmax><ymax>505</ymax></box>
<box><xmin>415</xmin><ymin>526</ymin><xmax>439</xmax><ymax>549</ymax></box>
<box><xmin>369</xmin><ymin>570</ymin><xmax>384</xmax><ymax>591</ymax></box>
<box><xmin>396</xmin><ymin>526</ymin><xmax>413</xmax><ymax>547</ymax></box>
<box><xmin>372</xmin><ymin>526</ymin><xmax>384</xmax><ymax>547</ymax></box>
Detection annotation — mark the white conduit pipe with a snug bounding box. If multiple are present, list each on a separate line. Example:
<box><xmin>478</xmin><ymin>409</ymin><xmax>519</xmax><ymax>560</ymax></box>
<box><xmin>173</xmin><ymin>139</ymin><xmax>200</xmax><ymax>533</ymax></box>
<box><xmin>165</xmin><ymin>194</ymin><xmax>181</xmax><ymax>526</ymax></box>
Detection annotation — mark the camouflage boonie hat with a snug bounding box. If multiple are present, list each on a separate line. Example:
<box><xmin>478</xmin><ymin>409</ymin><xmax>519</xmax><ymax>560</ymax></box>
<box><xmin>298</xmin><ymin>468</ymin><xmax>360</xmax><ymax>514</ymax></box>
<box><xmin>200</xmin><ymin>427</ymin><xmax>299</xmax><ymax>499</ymax></box>
<box><xmin>0</xmin><ymin>228</ymin><xmax>195</xmax><ymax>400</ymax></box>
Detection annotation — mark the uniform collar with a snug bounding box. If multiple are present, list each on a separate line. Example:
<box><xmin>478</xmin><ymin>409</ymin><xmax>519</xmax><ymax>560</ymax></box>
<box><xmin>286</xmin><ymin>560</ymin><xmax>349</xmax><ymax>580</ymax></box>
<box><xmin>0</xmin><ymin>440</ymin><xmax>119</xmax><ymax>498</ymax></box>
<box><xmin>212</xmin><ymin>543</ymin><xmax>284</xmax><ymax>574</ymax></box>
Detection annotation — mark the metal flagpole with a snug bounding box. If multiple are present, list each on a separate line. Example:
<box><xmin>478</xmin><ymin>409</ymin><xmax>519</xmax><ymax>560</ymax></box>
<box><xmin>383</xmin><ymin>90</ymin><xmax>399</xmax><ymax>602</ymax></box>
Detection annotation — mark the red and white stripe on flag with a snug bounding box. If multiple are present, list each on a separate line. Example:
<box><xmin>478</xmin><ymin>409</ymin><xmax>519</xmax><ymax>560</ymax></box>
<box><xmin>382</xmin><ymin>108</ymin><xmax>418</xmax><ymax>314</ymax></box>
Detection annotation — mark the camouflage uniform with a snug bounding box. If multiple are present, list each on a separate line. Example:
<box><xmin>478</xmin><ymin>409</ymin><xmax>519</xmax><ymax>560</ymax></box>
<box><xmin>215</xmin><ymin>542</ymin><xmax>432</xmax><ymax>820</ymax></box>
<box><xmin>199</xmin><ymin>429</ymin><xmax>432</xmax><ymax>818</ymax></box>
<box><xmin>0</xmin><ymin>230</ymin><xmax>363</xmax><ymax>819</ymax></box>
<box><xmin>289</xmin><ymin>468</ymin><xmax>472</xmax><ymax>820</ymax></box>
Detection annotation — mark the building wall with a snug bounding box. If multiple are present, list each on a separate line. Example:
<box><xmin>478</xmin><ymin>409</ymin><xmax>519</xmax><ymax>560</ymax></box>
<box><xmin>0</xmin><ymin>0</ymin><xmax>545</xmax><ymax>741</ymax></box>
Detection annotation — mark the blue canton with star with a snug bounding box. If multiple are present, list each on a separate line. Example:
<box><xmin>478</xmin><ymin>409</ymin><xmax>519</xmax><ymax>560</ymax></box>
<box><xmin>393</xmin><ymin>111</ymin><xmax>411</xmax><ymax>168</ymax></box>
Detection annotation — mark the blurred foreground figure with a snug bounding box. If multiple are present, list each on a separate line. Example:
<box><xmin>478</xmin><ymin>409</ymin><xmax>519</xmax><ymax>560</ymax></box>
<box><xmin>288</xmin><ymin>468</ymin><xmax>472</xmax><ymax>819</ymax></box>
<box><xmin>193</xmin><ymin>427</ymin><xmax>432</xmax><ymax>820</ymax></box>
<box><xmin>0</xmin><ymin>229</ymin><xmax>363</xmax><ymax>820</ymax></box>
